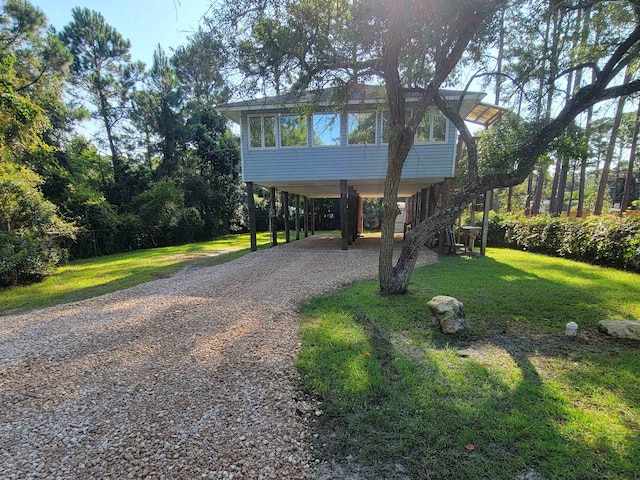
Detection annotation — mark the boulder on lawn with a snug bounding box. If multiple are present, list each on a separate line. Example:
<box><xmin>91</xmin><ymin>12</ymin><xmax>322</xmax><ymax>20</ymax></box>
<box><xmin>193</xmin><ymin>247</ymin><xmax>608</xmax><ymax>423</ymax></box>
<box><xmin>427</xmin><ymin>295</ymin><xmax>468</xmax><ymax>334</ymax></box>
<box><xmin>598</xmin><ymin>320</ymin><xmax>640</xmax><ymax>341</ymax></box>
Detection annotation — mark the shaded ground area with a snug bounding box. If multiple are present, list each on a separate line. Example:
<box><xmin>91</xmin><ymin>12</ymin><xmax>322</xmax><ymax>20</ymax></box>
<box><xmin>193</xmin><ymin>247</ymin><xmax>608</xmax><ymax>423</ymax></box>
<box><xmin>0</xmin><ymin>234</ymin><xmax>436</xmax><ymax>480</ymax></box>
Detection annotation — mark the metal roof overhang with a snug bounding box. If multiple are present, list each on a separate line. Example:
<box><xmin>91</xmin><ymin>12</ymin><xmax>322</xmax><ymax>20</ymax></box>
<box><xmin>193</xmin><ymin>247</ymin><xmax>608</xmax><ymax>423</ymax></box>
<box><xmin>465</xmin><ymin>102</ymin><xmax>510</xmax><ymax>127</ymax></box>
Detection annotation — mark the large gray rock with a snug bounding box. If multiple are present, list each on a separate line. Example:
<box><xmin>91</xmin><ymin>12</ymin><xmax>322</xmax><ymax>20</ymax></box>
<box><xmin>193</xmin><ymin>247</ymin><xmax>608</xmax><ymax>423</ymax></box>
<box><xmin>598</xmin><ymin>320</ymin><xmax>640</xmax><ymax>340</ymax></box>
<box><xmin>427</xmin><ymin>295</ymin><xmax>468</xmax><ymax>334</ymax></box>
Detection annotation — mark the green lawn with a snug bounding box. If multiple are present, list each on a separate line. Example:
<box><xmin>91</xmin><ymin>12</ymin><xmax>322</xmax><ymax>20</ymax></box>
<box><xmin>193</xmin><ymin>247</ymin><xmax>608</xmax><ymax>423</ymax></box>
<box><xmin>0</xmin><ymin>231</ymin><xmax>286</xmax><ymax>315</ymax></box>
<box><xmin>297</xmin><ymin>248</ymin><xmax>640</xmax><ymax>479</ymax></box>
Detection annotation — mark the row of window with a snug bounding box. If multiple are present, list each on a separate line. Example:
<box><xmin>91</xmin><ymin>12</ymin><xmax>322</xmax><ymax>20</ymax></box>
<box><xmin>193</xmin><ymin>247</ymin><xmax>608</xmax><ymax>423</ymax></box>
<box><xmin>248</xmin><ymin>110</ymin><xmax>447</xmax><ymax>149</ymax></box>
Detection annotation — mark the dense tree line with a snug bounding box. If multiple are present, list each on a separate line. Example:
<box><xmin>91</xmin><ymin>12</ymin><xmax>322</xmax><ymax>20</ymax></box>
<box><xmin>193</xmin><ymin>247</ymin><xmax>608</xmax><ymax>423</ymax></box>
<box><xmin>0</xmin><ymin>0</ymin><xmax>248</xmax><ymax>285</ymax></box>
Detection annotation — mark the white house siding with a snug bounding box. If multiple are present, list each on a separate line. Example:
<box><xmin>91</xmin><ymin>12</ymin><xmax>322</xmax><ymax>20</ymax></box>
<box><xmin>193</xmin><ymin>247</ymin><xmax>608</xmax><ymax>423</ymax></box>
<box><xmin>240</xmin><ymin>109</ymin><xmax>457</xmax><ymax>183</ymax></box>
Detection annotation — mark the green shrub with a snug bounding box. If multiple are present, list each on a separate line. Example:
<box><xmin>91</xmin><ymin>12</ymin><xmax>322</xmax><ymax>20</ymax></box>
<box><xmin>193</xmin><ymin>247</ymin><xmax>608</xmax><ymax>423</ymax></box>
<box><xmin>0</xmin><ymin>231</ymin><xmax>65</xmax><ymax>286</ymax></box>
<box><xmin>0</xmin><ymin>161</ymin><xmax>76</xmax><ymax>286</ymax></box>
<box><xmin>495</xmin><ymin>214</ymin><xmax>640</xmax><ymax>271</ymax></box>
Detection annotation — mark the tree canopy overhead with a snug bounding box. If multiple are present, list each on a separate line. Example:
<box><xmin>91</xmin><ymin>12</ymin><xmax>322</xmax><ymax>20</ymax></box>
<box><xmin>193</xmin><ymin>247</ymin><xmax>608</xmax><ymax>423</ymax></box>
<box><xmin>209</xmin><ymin>0</ymin><xmax>640</xmax><ymax>293</ymax></box>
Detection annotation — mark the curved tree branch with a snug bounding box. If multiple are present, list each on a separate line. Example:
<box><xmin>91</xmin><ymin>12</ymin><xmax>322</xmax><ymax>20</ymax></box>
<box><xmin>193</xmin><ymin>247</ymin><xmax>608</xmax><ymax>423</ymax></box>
<box><xmin>596</xmin><ymin>23</ymin><xmax>640</xmax><ymax>89</ymax></box>
<box><xmin>433</xmin><ymin>93</ymin><xmax>479</xmax><ymax>180</ymax></box>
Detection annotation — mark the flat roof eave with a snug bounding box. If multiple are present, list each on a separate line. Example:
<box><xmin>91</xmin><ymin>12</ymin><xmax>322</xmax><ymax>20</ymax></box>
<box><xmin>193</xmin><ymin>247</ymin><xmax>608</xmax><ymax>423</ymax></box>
<box><xmin>219</xmin><ymin>87</ymin><xmax>488</xmax><ymax>124</ymax></box>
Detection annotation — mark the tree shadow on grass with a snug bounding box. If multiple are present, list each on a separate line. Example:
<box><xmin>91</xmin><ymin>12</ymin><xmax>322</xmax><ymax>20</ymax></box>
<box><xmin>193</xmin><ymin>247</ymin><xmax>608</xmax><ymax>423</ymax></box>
<box><xmin>303</xmin><ymin>316</ymin><xmax>640</xmax><ymax>479</ymax></box>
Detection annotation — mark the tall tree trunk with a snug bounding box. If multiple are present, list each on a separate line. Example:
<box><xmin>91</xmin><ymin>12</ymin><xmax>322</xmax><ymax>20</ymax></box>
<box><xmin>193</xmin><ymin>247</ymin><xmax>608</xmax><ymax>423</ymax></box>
<box><xmin>493</xmin><ymin>9</ymin><xmax>505</xmax><ymax>212</ymax></box>
<box><xmin>567</xmin><ymin>162</ymin><xmax>577</xmax><ymax>216</ymax></box>
<box><xmin>575</xmin><ymin>6</ymin><xmax>591</xmax><ymax>217</ymax></box>
<box><xmin>525</xmin><ymin>173</ymin><xmax>534</xmax><ymax>216</ymax></box>
<box><xmin>553</xmin><ymin>49</ymin><xmax>578</xmax><ymax>217</ymax></box>
<box><xmin>98</xmin><ymin>88</ymin><xmax>122</xmax><ymax>184</ymax></box>
<box><xmin>495</xmin><ymin>8</ymin><xmax>505</xmax><ymax>106</ymax></box>
<box><xmin>549</xmin><ymin>155</ymin><xmax>562</xmax><ymax>214</ymax></box>
<box><xmin>379</xmin><ymin>3</ymin><xmax>413</xmax><ymax>293</ymax></box>
<box><xmin>576</xmin><ymin>101</ymin><xmax>593</xmax><ymax>216</ymax></box>
<box><xmin>532</xmin><ymin>168</ymin><xmax>545</xmax><ymax>215</ymax></box>
<box><xmin>594</xmin><ymin>68</ymin><xmax>630</xmax><ymax>215</ymax></box>
<box><xmin>621</xmin><ymin>98</ymin><xmax>640</xmax><ymax>213</ymax></box>
<box><xmin>549</xmin><ymin>6</ymin><xmax>576</xmax><ymax>217</ymax></box>
<box><xmin>555</xmin><ymin>157</ymin><xmax>569</xmax><ymax>215</ymax></box>
<box><xmin>532</xmin><ymin>2</ymin><xmax>558</xmax><ymax>216</ymax></box>
<box><xmin>544</xmin><ymin>5</ymin><xmax>560</xmax><ymax>120</ymax></box>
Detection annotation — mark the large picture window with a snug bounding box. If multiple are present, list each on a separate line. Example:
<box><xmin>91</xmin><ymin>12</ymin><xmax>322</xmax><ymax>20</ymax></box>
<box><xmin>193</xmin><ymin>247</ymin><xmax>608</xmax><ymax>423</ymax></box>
<box><xmin>347</xmin><ymin>112</ymin><xmax>376</xmax><ymax>145</ymax></box>
<box><xmin>381</xmin><ymin>110</ymin><xmax>413</xmax><ymax>144</ymax></box>
<box><xmin>280</xmin><ymin>115</ymin><xmax>308</xmax><ymax>147</ymax></box>
<box><xmin>312</xmin><ymin>113</ymin><xmax>341</xmax><ymax>146</ymax></box>
<box><xmin>416</xmin><ymin>109</ymin><xmax>447</xmax><ymax>143</ymax></box>
<box><xmin>249</xmin><ymin>115</ymin><xmax>276</xmax><ymax>148</ymax></box>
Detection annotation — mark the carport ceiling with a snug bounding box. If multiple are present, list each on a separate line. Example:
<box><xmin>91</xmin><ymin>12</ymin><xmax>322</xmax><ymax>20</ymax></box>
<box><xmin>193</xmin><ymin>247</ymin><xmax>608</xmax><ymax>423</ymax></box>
<box><xmin>256</xmin><ymin>178</ymin><xmax>445</xmax><ymax>198</ymax></box>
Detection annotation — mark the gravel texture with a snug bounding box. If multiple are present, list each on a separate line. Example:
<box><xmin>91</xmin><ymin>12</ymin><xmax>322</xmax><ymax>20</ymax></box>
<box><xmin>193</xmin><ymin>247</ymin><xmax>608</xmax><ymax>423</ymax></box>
<box><xmin>0</xmin><ymin>234</ymin><xmax>436</xmax><ymax>480</ymax></box>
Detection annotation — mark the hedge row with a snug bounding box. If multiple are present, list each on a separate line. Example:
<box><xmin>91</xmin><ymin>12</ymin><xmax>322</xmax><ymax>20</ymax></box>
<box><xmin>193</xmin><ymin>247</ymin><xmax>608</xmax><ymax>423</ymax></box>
<box><xmin>488</xmin><ymin>213</ymin><xmax>640</xmax><ymax>271</ymax></box>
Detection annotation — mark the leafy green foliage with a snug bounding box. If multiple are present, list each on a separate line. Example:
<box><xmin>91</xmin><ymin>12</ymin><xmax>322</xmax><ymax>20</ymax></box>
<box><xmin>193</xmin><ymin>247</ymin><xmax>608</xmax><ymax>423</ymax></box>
<box><xmin>0</xmin><ymin>56</ymin><xmax>50</xmax><ymax>158</ymax></box>
<box><xmin>129</xmin><ymin>179</ymin><xmax>203</xmax><ymax>247</ymax></box>
<box><xmin>0</xmin><ymin>161</ymin><xmax>76</xmax><ymax>286</ymax></box>
<box><xmin>476</xmin><ymin>113</ymin><xmax>536</xmax><ymax>176</ymax></box>
<box><xmin>172</xmin><ymin>29</ymin><xmax>229</xmax><ymax>105</ymax></box>
<box><xmin>0</xmin><ymin>230</ymin><xmax>65</xmax><ymax>286</ymax></box>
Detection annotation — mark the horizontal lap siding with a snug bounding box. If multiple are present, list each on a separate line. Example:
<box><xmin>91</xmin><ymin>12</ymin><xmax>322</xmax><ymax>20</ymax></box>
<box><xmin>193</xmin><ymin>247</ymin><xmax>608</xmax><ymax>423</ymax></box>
<box><xmin>240</xmin><ymin>111</ymin><xmax>456</xmax><ymax>182</ymax></box>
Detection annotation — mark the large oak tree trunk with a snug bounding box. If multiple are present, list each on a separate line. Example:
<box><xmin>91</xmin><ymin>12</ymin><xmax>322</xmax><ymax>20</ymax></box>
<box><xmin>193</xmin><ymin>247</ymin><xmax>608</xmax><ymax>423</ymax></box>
<box><xmin>379</xmin><ymin>129</ymin><xmax>414</xmax><ymax>293</ymax></box>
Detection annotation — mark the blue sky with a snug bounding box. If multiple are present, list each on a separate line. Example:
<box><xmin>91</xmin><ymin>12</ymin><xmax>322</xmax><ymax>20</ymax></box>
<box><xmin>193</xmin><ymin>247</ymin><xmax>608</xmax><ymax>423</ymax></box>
<box><xmin>31</xmin><ymin>0</ymin><xmax>212</xmax><ymax>65</ymax></box>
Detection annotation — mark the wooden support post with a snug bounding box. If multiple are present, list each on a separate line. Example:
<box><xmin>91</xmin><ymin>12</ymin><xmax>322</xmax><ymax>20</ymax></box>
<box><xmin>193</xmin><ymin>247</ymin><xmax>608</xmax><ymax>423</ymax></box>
<box><xmin>412</xmin><ymin>194</ymin><xmax>417</xmax><ymax>224</ymax></box>
<box><xmin>304</xmin><ymin>197</ymin><xmax>309</xmax><ymax>238</ymax></box>
<box><xmin>350</xmin><ymin>191</ymin><xmax>356</xmax><ymax>243</ymax></box>
<box><xmin>420</xmin><ymin>188</ymin><xmax>428</xmax><ymax>222</ymax></box>
<box><xmin>270</xmin><ymin>187</ymin><xmax>277</xmax><ymax>247</ymax></box>
<box><xmin>246</xmin><ymin>182</ymin><xmax>257</xmax><ymax>252</ymax></box>
<box><xmin>347</xmin><ymin>187</ymin><xmax>354</xmax><ymax>245</ymax></box>
<box><xmin>356</xmin><ymin>192</ymin><xmax>361</xmax><ymax>239</ymax></box>
<box><xmin>357</xmin><ymin>195</ymin><xmax>364</xmax><ymax>236</ymax></box>
<box><xmin>438</xmin><ymin>178</ymin><xmax>451</xmax><ymax>255</ymax></box>
<box><xmin>340</xmin><ymin>180</ymin><xmax>348</xmax><ymax>250</ymax></box>
<box><xmin>353</xmin><ymin>192</ymin><xmax>360</xmax><ymax>242</ymax></box>
<box><xmin>311</xmin><ymin>198</ymin><xmax>315</xmax><ymax>235</ymax></box>
<box><xmin>481</xmin><ymin>190</ymin><xmax>491</xmax><ymax>256</ymax></box>
<box><xmin>428</xmin><ymin>185</ymin><xmax>438</xmax><ymax>217</ymax></box>
<box><xmin>470</xmin><ymin>198</ymin><xmax>476</xmax><ymax>226</ymax></box>
<box><xmin>283</xmin><ymin>191</ymin><xmax>290</xmax><ymax>243</ymax></box>
<box><xmin>295</xmin><ymin>194</ymin><xmax>300</xmax><ymax>241</ymax></box>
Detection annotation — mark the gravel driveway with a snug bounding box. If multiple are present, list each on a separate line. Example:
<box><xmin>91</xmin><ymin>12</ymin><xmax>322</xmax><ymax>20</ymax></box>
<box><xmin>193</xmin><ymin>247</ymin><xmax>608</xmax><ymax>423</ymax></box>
<box><xmin>0</xmin><ymin>235</ymin><xmax>436</xmax><ymax>480</ymax></box>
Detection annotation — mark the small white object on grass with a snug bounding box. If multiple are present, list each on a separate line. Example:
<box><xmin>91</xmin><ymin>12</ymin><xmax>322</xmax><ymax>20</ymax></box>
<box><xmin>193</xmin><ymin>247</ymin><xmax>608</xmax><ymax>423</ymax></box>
<box><xmin>566</xmin><ymin>321</ymin><xmax>578</xmax><ymax>336</ymax></box>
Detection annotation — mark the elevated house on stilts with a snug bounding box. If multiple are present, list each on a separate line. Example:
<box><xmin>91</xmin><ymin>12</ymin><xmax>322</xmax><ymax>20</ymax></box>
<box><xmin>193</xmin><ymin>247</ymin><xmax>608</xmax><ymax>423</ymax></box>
<box><xmin>219</xmin><ymin>85</ymin><xmax>506</xmax><ymax>252</ymax></box>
